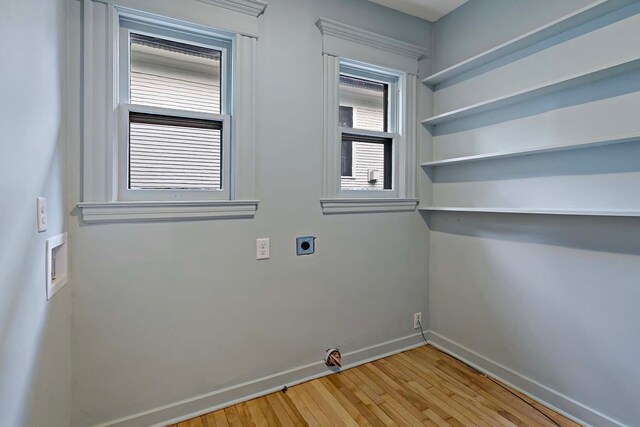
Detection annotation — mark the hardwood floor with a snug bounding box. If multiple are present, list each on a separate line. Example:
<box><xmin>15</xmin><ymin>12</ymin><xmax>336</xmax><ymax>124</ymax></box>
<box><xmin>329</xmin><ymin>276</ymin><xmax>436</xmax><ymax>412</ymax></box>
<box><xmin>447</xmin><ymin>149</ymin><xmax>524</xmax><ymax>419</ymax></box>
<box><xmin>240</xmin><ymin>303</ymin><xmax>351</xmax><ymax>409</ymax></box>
<box><xmin>170</xmin><ymin>345</ymin><xmax>581</xmax><ymax>426</ymax></box>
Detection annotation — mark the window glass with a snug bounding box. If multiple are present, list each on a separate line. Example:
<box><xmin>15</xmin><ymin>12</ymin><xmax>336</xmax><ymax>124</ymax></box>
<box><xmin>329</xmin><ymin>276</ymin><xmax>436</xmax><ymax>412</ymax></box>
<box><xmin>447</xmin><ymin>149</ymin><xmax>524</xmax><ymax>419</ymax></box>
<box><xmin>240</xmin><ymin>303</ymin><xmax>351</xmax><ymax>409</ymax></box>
<box><xmin>339</xmin><ymin>106</ymin><xmax>354</xmax><ymax>128</ymax></box>
<box><xmin>340</xmin><ymin>134</ymin><xmax>391</xmax><ymax>191</ymax></box>
<box><xmin>130</xmin><ymin>33</ymin><xmax>222</xmax><ymax>114</ymax></box>
<box><xmin>128</xmin><ymin>112</ymin><xmax>222</xmax><ymax>190</ymax></box>
<box><xmin>341</xmin><ymin>140</ymin><xmax>353</xmax><ymax>177</ymax></box>
<box><xmin>339</xmin><ymin>75</ymin><xmax>387</xmax><ymax>132</ymax></box>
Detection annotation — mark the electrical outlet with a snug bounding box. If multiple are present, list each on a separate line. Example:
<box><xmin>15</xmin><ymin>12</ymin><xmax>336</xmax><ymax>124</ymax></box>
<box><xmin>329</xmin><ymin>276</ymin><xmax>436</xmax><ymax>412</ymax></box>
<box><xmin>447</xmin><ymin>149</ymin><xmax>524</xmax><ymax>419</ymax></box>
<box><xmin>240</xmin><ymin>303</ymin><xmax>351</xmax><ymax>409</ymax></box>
<box><xmin>296</xmin><ymin>236</ymin><xmax>315</xmax><ymax>255</ymax></box>
<box><xmin>256</xmin><ymin>238</ymin><xmax>269</xmax><ymax>260</ymax></box>
<box><xmin>413</xmin><ymin>312</ymin><xmax>422</xmax><ymax>329</ymax></box>
<box><xmin>37</xmin><ymin>197</ymin><xmax>47</xmax><ymax>232</ymax></box>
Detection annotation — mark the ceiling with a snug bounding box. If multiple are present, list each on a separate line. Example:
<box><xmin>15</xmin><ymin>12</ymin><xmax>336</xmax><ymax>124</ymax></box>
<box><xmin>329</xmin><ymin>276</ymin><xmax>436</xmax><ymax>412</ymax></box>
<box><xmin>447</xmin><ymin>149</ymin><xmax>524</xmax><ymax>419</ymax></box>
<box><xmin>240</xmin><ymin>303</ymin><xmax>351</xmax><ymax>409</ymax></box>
<box><xmin>367</xmin><ymin>0</ymin><xmax>468</xmax><ymax>22</ymax></box>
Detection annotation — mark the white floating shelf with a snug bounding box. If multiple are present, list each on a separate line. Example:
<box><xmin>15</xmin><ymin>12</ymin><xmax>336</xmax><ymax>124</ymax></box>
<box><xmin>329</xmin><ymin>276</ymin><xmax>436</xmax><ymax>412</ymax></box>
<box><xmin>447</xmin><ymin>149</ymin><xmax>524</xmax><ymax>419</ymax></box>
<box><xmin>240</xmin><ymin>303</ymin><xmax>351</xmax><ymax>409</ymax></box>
<box><xmin>421</xmin><ymin>133</ymin><xmax>640</xmax><ymax>167</ymax></box>
<box><xmin>419</xmin><ymin>207</ymin><xmax>640</xmax><ymax>217</ymax></box>
<box><xmin>422</xmin><ymin>0</ymin><xmax>638</xmax><ymax>87</ymax></box>
<box><xmin>421</xmin><ymin>57</ymin><xmax>640</xmax><ymax>127</ymax></box>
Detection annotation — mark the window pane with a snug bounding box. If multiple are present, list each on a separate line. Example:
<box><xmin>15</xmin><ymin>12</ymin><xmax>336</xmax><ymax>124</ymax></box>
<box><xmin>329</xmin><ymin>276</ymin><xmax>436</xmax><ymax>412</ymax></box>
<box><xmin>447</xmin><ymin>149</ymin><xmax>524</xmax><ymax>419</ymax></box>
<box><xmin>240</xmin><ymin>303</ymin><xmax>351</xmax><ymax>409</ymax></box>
<box><xmin>339</xmin><ymin>75</ymin><xmax>387</xmax><ymax>132</ymax></box>
<box><xmin>129</xmin><ymin>113</ymin><xmax>222</xmax><ymax>190</ymax></box>
<box><xmin>339</xmin><ymin>106</ymin><xmax>353</xmax><ymax>128</ymax></box>
<box><xmin>130</xmin><ymin>33</ymin><xmax>222</xmax><ymax>114</ymax></box>
<box><xmin>340</xmin><ymin>135</ymin><xmax>392</xmax><ymax>191</ymax></box>
<box><xmin>341</xmin><ymin>140</ymin><xmax>353</xmax><ymax>177</ymax></box>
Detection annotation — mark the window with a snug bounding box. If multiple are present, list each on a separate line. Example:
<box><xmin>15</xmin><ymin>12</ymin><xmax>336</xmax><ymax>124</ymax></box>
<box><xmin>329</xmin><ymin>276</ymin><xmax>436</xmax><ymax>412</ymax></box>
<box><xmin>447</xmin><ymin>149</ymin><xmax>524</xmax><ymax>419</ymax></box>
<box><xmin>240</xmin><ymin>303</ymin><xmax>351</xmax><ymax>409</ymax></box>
<box><xmin>339</xmin><ymin>64</ymin><xmax>398</xmax><ymax>193</ymax></box>
<box><xmin>317</xmin><ymin>18</ymin><xmax>421</xmax><ymax>213</ymax></box>
<box><xmin>78</xmin><ymin>3</ymin><xmax>261</xmax><ymax>223</ymax></box>
<box><xmin>118</xmin><ymin>17</ymin><xmax>232</xmax><ymax>201</ymax></box>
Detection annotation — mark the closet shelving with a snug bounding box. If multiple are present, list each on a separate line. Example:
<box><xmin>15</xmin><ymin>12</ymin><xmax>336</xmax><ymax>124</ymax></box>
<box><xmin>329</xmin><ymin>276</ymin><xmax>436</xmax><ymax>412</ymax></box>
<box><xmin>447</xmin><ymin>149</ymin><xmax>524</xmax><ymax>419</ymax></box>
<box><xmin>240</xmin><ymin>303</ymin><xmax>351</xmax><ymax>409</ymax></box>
<box><xmin>421</xmin><ymin>0</ymin><xmax>638</xmax><ymax>87</ymax></box>
<box><xmin>419</xmin><ymin>0</ymin><xmax>640</xmax><ymax>218</ymax></box>
<box><xmin>418</xmin><ymin>207</ymin><xmax>640</xmax><ymax>217</ymax></box>
<box><xmin>421</xmin><ymin>133</ymin><xmax>640</xmax><ymax>167</ymax></box>
<box><xmin>421</xmin><ymin>57</ymin><xmax>640</xmax><ymax>127</ymax></box>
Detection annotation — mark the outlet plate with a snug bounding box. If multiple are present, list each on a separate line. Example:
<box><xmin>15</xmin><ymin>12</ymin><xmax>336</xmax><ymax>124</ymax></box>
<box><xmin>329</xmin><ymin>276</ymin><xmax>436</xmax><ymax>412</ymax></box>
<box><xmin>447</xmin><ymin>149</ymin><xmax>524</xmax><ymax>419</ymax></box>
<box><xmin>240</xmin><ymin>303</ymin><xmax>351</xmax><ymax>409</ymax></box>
<box><xmin>256</xmin><ymin>238</ymin><xmax>269</xmax><ymax>260</ymax></box>
<box><xmin>413</xmin><ymin>312</ymin><xmax>422</xmax><ymax>329</ymax></box>
<box><xmin>37</xmin><ymin>197</ymin><xmax>47</xmax><ymax>232</ymax></box>
<box><xmin>296</xmin><ymin>236</ymin><xmax>315</xmax><ymax>255</ymax></box>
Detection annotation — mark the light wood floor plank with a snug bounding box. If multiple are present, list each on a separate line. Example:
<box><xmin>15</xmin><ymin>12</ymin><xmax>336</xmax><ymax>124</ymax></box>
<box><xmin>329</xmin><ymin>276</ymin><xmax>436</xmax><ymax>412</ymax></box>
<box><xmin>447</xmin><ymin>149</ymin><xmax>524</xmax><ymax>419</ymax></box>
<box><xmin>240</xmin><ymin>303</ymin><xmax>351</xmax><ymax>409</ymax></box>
<box><xmin>281</xmin><ymin>388</ymin><xmax>319</xmax><ymax>427</ymax></box>
<box><xmin>245</xmin><ymin>399</ymin><xmax>269</xmax><ymax>427</ymax></box>
<box><xmin>173</xmin><ymin>345</ymin><xmax>581</xmax><ymax>427</ymax></box>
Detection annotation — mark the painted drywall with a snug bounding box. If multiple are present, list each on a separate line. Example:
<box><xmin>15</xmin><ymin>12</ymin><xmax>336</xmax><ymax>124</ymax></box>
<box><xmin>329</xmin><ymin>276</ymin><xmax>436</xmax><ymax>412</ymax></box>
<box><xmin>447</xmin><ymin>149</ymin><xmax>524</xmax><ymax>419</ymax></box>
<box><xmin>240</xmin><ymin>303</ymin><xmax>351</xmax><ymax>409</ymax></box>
<box><xmin>432</xmin><ymin>0</ymin><xmax>595</xmax><ymax>73</ymax></box>
<box><xmin>67</xmin><ymin>0</ymin><xmax>431</xmax><ymax>425</ymax></box>
<box><xmin>0</xmin><ymin>0</ymin><xmax>71</xmax><ymax>426</ymax></box>
<box><xmin>428</xmin><ymin>1</ymin><xmax>640</xmax><ymax>425</ymax></box>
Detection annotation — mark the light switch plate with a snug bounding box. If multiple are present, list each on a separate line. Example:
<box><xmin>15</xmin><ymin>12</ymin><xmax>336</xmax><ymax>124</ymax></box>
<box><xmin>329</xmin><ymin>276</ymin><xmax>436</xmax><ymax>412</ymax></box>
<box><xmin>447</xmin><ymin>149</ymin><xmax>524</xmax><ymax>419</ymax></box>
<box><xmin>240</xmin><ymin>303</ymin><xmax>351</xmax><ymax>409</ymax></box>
<box><xmin>37</xmin><ymin>197</ymin><xmax>47</xmax><ymax>232</ymax></box>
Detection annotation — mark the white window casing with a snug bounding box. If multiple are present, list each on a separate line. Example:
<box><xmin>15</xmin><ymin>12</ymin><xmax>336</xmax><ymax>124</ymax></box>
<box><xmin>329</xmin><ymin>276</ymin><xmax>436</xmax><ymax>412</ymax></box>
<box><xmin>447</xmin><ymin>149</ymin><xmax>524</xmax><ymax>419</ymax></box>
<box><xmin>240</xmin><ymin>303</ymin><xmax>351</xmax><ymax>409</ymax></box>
<box><xmin>317</xmin><ymin>18</ymin><xmax>426</xmax><ymax>214</ymax></box>
<box><xmin>77</xmin><ymin>0</ymin><xmax>263</xmax><ymax>222</ymax></box>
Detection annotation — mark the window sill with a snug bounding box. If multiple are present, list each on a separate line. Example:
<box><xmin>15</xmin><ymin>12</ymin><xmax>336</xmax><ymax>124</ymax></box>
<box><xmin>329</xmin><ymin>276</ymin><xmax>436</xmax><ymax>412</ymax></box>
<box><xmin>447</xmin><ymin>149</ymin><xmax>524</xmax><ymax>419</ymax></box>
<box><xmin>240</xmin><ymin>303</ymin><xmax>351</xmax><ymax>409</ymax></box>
<box><xmin>77</xmin><ymin>200</ymin><xmax>259</xmax><ymax>223</ymax></box>
<box><xmin>320</xmin><ymin>198</ymin><xmax>418</xmax><ymax>214</ymax></box>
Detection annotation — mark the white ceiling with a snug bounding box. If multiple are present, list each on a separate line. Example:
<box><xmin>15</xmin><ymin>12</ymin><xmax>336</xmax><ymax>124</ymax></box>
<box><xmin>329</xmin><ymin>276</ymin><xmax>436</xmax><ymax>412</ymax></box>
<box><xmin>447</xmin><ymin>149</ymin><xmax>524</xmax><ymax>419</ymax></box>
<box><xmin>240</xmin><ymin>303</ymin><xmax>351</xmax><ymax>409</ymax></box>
<box><xmin>367</xmin><ymin>0</ymin><xmax>468</xmax><ymax>22</ymax></box>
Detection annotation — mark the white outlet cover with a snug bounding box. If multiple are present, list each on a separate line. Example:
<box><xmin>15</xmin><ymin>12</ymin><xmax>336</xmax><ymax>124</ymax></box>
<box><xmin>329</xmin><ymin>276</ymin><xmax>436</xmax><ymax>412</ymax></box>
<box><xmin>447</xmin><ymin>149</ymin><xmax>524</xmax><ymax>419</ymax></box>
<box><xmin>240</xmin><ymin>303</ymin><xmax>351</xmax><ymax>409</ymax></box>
<box><xmin>413</xmin><ymin>312</ymin><xmax>422</xmax><ymax>329</ymax></box>
<box><xmin>37</xmin><ymin>197</ymin><xmax>47</xmax><ymax>232</ymax></box>
<box><xmin>256</xmin><ymin>238</ymin><xmax>270</xmax><ymax>260</ymax></box>
<box><xmin>46</xmin><ymin>233</ymin><xmax>68</xmax><ymax>300</ymax></box>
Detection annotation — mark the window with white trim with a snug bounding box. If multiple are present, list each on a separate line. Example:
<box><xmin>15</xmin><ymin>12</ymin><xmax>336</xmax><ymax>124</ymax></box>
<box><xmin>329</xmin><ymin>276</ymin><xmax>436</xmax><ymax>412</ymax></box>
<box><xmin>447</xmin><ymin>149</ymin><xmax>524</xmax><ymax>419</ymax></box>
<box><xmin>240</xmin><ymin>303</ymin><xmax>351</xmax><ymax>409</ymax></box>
<box><xmin>118</xmin><ymin>17</ymin><xmax>232</xmax><ymax>201</ymax></box>
<box><xmin>78</xmin><ymin>1</ymin><xmax>261</xmax><ymax>223</ymax></box>
<box><xmin>317</xmin><ymin>18</ymin><xmax>423</xmax><ymax>214</ymax></box>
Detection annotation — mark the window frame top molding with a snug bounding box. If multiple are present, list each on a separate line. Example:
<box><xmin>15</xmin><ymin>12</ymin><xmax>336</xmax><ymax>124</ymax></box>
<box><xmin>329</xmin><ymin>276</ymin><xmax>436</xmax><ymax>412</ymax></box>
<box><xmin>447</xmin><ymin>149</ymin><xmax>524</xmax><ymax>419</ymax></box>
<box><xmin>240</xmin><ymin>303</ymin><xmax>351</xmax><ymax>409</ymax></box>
<box><xmin>85</xmin><ymin>0</ymin><xmax>264</xmax><ymax>38</ymax></box>
<box><xmin>315</xmin><ymin>17</ymin><xmax>428</xmax><ymax>75</ymax></box>
<box><xmin>195</xmin><ymin>0</ymin><xmax>268</xmax><ymax>18</ymax></box>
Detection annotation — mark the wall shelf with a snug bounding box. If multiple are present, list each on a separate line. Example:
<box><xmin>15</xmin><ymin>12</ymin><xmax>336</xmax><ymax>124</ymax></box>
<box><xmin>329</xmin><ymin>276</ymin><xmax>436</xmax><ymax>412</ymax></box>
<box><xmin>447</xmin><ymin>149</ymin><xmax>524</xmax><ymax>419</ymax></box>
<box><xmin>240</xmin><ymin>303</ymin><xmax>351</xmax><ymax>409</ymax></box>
<box><xmin>421</xmin><ymin>57</ymin><xmax>640</xmax><ymax>127</ymax></box>
<box><xmin>421</xmin><ymin>133</ymin><xmax>640</xmax><ymax>167</ymax></box>
<box><xmin>421</xmin><ymin>0</ymin><xmax>637</xmax><ymax>88</ymax></box>
<box><xmin>419</xmin><ymin>207</ymin><xmax>640</xmax><ymax>217</ymax></box>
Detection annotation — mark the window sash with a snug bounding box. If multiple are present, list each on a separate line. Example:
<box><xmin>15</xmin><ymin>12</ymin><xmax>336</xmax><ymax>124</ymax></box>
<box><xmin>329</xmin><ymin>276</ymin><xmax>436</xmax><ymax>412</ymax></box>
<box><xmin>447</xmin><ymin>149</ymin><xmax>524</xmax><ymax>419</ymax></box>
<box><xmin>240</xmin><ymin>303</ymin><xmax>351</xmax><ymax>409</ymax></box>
<box><xmin>337</xmin><ymin>61</ymin><xmax>400</xmax><ymax>197</ymax></box>
<box><xmin>116</xmin><ymin>15</ymin><xmax>233</xmax><ymax>201</ymax></box>
<box><xmin>339</xmin><ymin>127</ymin><xmax>399</xmax><ymax>197</ymax></box>
<box><xmin>339</xmin><ymin>63</ymin><xmax>399</xmax><ymax>134</ymax></box>
<box><xmin>119</xmin><ymin>15</ymin><xmax>232</xmax><ymax>113</ymax></box>
<box><xmin>118</xmin><ymin>103</ymin><xmax>231</xmax><ymax>201</ymax></box>
<box><xmin>341</xmin><ymin>133</ymin><xmax>392</xmax><ymax>190</ymax></box>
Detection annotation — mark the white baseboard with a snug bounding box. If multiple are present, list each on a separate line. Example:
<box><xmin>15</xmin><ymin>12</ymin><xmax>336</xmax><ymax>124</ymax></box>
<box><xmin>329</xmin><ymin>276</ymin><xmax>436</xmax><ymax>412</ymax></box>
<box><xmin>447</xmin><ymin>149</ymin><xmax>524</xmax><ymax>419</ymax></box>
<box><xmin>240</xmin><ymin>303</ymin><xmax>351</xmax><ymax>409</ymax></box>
<box><xmin>96</xmin><ymin>333</ymin><xmax>424</xmax><ymax>427</ymax></box>
<box><xmin>426</xmin><ymin>330</ymin><xmax>627</xmax><ymax>427</ymax></box>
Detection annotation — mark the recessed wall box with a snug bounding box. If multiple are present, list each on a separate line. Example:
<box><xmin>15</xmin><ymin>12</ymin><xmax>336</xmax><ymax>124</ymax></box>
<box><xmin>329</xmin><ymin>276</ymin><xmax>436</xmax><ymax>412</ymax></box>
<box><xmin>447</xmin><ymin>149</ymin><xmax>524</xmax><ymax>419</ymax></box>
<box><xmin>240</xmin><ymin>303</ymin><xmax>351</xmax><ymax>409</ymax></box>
<box><xmin>46</xmin><ymin>233</ymin><xmax>68</xmax><ymax>300</ymax></box>
<box><xmin>296</xmin><ymin>236</ymin><xmax>315</xmax><ymax>255</ymax></box>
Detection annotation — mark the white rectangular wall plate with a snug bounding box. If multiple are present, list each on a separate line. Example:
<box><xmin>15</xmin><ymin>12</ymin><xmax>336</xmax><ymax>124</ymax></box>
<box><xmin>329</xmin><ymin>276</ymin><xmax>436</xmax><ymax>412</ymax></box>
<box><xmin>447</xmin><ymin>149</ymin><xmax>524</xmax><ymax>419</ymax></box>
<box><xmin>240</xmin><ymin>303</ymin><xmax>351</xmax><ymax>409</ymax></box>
<box><xmin>37</xmin><ymin>197</ymin><xmax>47</xmax><ymax>232</ymax></box>
<box><xmin>46</xmin><ymin>233</ymin><xmax>68</xmax><ymax>300</ymax></box>
<box><xmin>256</xmin><ymin>238</ymin><xmax>269</xmax><ymax>260</ymax></box>
<box><xmin>413</xmin><ymin>312</ymin><xmax>422</xmax><ymax>329</ymax></box>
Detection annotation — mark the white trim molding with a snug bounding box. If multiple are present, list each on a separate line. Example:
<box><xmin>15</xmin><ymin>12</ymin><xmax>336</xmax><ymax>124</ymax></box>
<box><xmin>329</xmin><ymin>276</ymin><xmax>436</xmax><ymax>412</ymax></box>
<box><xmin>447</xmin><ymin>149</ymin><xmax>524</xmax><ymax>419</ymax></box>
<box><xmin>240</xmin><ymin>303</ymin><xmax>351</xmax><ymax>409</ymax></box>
<box><xmin>77</xmin><ymin>200</ymin><xmax>259</xmax><ymax>223</ymax></box>
<box><xmin>92</xmin><ymin>334</ymin><xmax>424</xmax><ymax>427</ymax></box>
<box><xmin>427</xmin><ymin>331</ymin><xmax>626</xmax><ymax>427</ymax></box>
<box><xmin>321</xmin><ymin>198</ymin><xmax>418</xmax><ymax>214</ymax></box>
<box><xmin>80</xmin><ymin>1</ymin><xmax>259</xmax><ymax>223</ymax></box>
<box><xmin>320</xmin><ymin>52</ymin><xmax>419</xmax><ymax>213</ymax></box>
<box><xmin>195</xmin><ymin>0</ymin><xmax>267</xmax><ymax>17</ymax></box>
<box><xmin>316</xmin><ymin>18</ymin><xmax>428</xmax><ymax>74</ymax></box>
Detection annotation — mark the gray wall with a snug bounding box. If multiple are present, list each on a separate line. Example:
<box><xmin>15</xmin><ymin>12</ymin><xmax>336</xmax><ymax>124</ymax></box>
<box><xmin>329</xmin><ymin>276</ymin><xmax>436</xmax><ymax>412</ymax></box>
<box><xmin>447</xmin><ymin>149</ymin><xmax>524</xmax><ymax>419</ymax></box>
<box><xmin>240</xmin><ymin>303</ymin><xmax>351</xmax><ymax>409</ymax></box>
<box><xmin>432</xmin><ymin>0</ymin><xmax>594</xmax><ymax>72</ymax></box>
<box><xmin>0</xmin><ymin>0</ymin><xmax>71</xmax><ymax>426</ymax></box>
<box><xmin>429</xmin><ymin>1</ymin><xmax>640</xmax><ymax>425</ymax></box>
<box><xmin>67</xmin><ymin>0</ymin><xmax>431</xmax><ymax>425</ymax></box>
